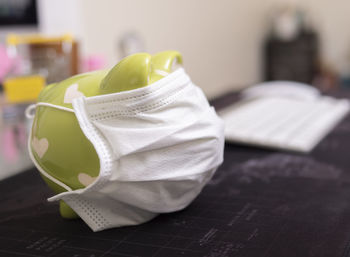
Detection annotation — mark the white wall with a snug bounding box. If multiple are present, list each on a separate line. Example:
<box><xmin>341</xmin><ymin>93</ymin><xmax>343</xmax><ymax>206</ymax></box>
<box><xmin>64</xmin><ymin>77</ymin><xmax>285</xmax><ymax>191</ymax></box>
<box><xmin>78</xmin><ymin>0</ymin><xmax>275</xmax><ymax>98</ymax></box>
<box><xmin>28</xmin><ymin>0</ymin><xmax>350</xmax><ymax>98</ymax></box>
<box><xmin>38</xmin><ymin>0</ymin><xmax>83</xmax><ymax>38</ymax></box>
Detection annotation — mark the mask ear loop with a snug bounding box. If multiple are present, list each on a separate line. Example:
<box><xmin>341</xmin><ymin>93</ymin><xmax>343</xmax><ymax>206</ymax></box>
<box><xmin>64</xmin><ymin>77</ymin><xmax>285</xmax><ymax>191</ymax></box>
<box><xmin>25</xmin><ymin>103</ymin><xmax>75</xmax><ymax>120</ymax></box>
<box><xmin>25</xmin><ymin>104</ymin><xmax>37</xmax><ymax>119</ymax></box>
<box><xmin>26</xmin><ymin>102</ymin><xmax>73</xmax><ymax>192</ymax></box>
<box><xmin>27</xmin><ymin>126</ymin><xmax>73</xmax><ymax>192</ymax></box>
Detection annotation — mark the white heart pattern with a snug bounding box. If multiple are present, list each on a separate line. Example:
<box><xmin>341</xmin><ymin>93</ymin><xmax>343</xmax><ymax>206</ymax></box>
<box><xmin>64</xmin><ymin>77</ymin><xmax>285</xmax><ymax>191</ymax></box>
<box><xmin>64</xmin><ymin>83</ymin><xmax>85</xmax><ymax>104</ymax></box>
<box><xmin>78</xmin><ymin>173</ymin><xmax>97</xmax><ymax>187</ymax></box>
<box><xmin>32</xmin><ymin>136</ymin><xmax>49</xmax><ymax>158</ymax></box>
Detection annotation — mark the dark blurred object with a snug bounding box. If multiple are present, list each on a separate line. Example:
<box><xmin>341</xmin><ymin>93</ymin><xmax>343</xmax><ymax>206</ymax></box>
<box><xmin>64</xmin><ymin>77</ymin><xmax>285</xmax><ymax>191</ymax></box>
<box><xmin>312</xmin><ymin>64</ymin><xmax>339</xmax><ymax>93</ymax></box>
<box><xmin>264</xmin><ymin>31</ymin><xmax>319</xmax><ymax>84</ymax></box>
<box><xmin>0</xmin><ymin>0</ymin><xmax>38</xmax><ymax>27</ymax></box>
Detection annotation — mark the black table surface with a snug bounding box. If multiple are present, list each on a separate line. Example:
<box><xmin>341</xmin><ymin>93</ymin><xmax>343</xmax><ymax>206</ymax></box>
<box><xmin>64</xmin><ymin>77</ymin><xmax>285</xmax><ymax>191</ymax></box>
<box><xmin>1</xmin><ymin>91</ymin><xmax>350</xmax><ymax>257</ymax></box>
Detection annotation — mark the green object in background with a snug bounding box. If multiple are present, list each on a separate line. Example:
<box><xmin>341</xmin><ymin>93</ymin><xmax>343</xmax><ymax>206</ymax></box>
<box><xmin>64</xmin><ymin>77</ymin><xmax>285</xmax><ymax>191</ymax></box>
<box><xmin>30</xmin><ymin>51</ymin><xmax>183</xmax><ymax>219</ymax></box>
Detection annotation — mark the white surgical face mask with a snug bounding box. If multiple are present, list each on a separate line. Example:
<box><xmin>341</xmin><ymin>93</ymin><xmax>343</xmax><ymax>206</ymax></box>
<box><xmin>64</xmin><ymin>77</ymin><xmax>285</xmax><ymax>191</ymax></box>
<box><xmin>29</xmin><ymin>68</ymin><xmax>224</xmax><ymax>232</ymax></box>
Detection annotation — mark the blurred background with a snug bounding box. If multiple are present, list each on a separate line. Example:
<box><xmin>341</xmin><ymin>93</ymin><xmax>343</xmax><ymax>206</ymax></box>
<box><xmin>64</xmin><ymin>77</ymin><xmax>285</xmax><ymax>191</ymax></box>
<box><xmin>1</xmin><ymin>0</ymin><xmax>350</xmax><ymax>177</ymax></box>
<box><xmin>3</xmin><ymin>0</ymin><xmax>350</xmax><ymax>97</ymax></box>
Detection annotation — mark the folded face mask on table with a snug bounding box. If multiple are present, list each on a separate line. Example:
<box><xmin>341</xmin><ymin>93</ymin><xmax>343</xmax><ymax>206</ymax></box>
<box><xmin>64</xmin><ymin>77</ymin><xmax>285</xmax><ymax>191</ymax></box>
<box><xmin>29</xmin><ymin>68</ymin><xmax>225</xmax><ymax>232</ymax></box>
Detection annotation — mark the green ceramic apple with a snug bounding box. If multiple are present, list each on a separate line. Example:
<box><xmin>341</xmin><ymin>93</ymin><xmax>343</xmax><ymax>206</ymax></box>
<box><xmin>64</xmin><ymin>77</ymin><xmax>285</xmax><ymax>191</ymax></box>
<box><xmin>30</xmin><ymin>51</ymin><xmax>183</xmax><ymax>218</ymax></box>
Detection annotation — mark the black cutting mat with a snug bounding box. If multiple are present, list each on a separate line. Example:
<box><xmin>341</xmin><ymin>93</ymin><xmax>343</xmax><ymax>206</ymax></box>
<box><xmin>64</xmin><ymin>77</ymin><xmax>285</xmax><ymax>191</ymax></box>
<box><xmin>2</xmin><ymin>97</ymin><xmax>350</xmax><ymax>257</ymax></box>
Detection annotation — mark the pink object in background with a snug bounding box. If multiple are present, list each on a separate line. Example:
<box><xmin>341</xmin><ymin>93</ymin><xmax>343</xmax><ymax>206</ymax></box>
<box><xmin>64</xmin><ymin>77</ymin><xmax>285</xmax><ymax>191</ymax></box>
<box><xmin>82</xmin><ymin>55</ymin><xmax>106</xmax><ymax>72</ymax></box>
<box><xmin>0</xmin><ymin>44</ymin><xmax>22</xmax><ymax>81</ymax></box>
<box><xmin>2</xmin><ymin>126</ymin><xmax>19</xmax><ymax>163</ymax></box>
<box><xmin>0</xmin><ymin>45</ymin><xmax>12</xmax><ymax>81</ymax></box>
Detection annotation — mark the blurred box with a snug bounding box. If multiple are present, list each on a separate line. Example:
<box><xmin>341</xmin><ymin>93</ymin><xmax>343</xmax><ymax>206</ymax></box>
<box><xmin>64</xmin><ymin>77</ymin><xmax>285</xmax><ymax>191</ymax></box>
<box><xmin>2</xmin><ymin>34</ymin><xmax>79</xmax><ymax>104</ymax></box>
<box><xmin>6</xmin><ymin>34</ymin><xmax>79</xmax><ymax>84</ymax></box>
<box><xmin>3</xmin><ymin>75</ymin><xmax>45</xmax><ymax>103</ymax></box>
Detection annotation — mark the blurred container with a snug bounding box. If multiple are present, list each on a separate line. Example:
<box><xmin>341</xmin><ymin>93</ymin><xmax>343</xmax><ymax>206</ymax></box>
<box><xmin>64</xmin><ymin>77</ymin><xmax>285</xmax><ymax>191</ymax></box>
<box><xmin>3</xmin><ymin>34</ymin><xmax>79</xmax><ymax>104</ymax></box>
<box><xmin>3</xmin><ymin>75</ymin><xmax>45</xmax><ymax>103</ymax></box>
<box><xmin>6</xmin><ymin>34</ymin><xmax>79</xmax><ymax>81</ymax></box>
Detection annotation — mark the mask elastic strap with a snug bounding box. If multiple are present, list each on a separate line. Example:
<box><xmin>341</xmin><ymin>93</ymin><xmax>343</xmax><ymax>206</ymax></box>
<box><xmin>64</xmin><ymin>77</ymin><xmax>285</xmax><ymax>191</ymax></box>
<box><xmin>27</xmin><ymin>128</ymin><xmax>73</xmax><ymax>192</ymax></box>
<box><xmin>25</xmin><ymin>102</ymin><xmax>74</xmax><ymax>120</ymax></box>
<box><xmin>26</xmin><ymin>102</ymin><xmax>74</xmax><ymax>192</ymax></box>
<box><xmin>25</xmin><ymin>104</ymin><xmax>37</xmax><ymax>119</ymax></box>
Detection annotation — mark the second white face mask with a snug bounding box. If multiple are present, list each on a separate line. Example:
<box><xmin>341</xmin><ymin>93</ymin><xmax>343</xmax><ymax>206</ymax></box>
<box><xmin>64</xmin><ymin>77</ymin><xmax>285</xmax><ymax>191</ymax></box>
<box><xmin>45</xmin><ymin>68</ymin><xmax>224</xmax><ymax>232</ymax></box>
